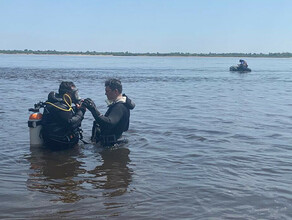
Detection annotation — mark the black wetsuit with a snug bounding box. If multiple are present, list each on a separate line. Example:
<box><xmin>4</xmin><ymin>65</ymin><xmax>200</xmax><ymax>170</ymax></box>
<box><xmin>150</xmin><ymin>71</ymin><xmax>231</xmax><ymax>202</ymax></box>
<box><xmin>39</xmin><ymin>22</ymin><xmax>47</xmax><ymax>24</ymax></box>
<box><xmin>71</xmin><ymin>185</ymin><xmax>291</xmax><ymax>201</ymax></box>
<box><xmin>41</xmin><ymin>92</ymin><xmax>85</xmax><ymax>149</ymax></box>
<box><xmin>91</xmin><ymin>96</ymin><xmax>135</xmax><ymax>146</ymax></box>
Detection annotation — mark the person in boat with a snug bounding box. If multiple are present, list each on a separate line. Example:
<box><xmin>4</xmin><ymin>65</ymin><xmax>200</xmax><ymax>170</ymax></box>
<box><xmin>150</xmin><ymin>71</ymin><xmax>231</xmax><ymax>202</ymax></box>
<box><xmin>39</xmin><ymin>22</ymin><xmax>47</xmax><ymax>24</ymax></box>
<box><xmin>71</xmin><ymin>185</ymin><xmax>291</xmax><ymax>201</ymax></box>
<box><xmin>82</xmin><ymin>78</ymin><xmax>135</xmax><ymax>146</ymax></box>
<box><xmin>239</xmin><ymin>59</ymin><xmax>248</xmax><ymax>68</ymax></box>
<box><xmin>41</xmin><ymin>81</ymin><xmax>86</xmax><ymax>149</ymax></box>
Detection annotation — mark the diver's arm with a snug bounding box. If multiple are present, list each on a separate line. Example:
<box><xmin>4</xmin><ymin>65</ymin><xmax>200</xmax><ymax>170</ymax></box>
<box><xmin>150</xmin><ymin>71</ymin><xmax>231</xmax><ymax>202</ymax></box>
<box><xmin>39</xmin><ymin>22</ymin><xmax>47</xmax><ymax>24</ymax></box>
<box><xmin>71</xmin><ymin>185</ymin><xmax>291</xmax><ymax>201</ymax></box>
<box><xmin>94</xmin><ymin>105</ymin><xmax>124</xmax><ymax>129</ymax></box>
<box><xmin>83</xmin><ymin>98</ymin><xmax>124</xmax><ymax>128</ymax></box>
<box><xmin>68</xmin><ymin>109</ymin><xmax>85</xmax><ymax>129</ymax></box>
<box><xmin>57</xmin><ymin>108</ymin><xmax>85</xmax><ymax>128</ymax></box>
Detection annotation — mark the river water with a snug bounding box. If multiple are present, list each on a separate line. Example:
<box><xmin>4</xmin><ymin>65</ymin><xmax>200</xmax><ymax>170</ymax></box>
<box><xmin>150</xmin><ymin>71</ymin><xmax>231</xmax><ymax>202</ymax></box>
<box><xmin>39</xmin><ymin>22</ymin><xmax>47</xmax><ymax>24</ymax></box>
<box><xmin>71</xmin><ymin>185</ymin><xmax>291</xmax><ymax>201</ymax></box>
<box><xmin>0</xmin><ymin>54</ymin><xmax>292</xmax><ymax>219</ymax></box>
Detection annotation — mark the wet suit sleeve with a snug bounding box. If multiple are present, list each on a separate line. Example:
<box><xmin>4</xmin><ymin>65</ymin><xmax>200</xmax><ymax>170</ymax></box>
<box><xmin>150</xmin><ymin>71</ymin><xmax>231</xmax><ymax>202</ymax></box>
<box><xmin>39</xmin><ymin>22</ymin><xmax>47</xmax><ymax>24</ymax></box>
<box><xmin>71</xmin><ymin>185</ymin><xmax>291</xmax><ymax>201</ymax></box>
<box><xmin>56</xmin><ymin>108</ymin><xmax>85</xmax><ymax>129</ymax></box>
<box><xmin>92</xmin><ymin>105</ymin><xmax>124</xmax><ymax>129</ymax></box>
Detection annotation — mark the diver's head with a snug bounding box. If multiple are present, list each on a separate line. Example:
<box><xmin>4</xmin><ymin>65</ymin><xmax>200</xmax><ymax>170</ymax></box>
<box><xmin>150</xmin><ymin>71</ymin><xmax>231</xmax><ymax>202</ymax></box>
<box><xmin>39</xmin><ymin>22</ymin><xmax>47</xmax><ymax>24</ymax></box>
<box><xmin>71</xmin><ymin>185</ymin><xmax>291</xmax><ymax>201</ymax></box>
<box><xmin>104</xmin><ymin>78</ymin><xmax>122</xmax><ymax>101</ymax></box>
<box><xmin>58</xmin><ymin>81</ymin><xmax>81</xmax><ymax>104</ymax></box>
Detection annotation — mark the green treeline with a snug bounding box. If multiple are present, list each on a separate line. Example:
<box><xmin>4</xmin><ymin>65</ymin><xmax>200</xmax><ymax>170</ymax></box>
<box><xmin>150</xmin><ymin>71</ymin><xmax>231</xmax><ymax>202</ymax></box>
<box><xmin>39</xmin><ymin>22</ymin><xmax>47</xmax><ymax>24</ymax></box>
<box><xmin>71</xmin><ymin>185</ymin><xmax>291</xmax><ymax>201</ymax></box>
<box><xmin>1</xmin><ymin>49</ymin><xmax>292</xmax><ymax>58</ymax></box>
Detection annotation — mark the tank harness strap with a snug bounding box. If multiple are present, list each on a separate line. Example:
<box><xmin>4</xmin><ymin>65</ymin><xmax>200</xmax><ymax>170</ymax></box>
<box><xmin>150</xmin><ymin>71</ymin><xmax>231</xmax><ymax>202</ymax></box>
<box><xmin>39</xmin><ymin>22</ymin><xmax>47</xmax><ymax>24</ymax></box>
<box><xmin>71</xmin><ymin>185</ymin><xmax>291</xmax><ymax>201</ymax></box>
<box><xmin>91</xmin><ymin>121</ymin><xmax>101</xmax><ymax>142</ymax></box>
<box><xmin>28</xmin><ymin>120</ymin><xmax>42</xmax><ymax>128</ymax></box>
<box><xmin>78</xmin><ymin>128</ymin><xmax>90</xmax><ymax>144</ymax></box>
<box><xmin>48</xmin><ymin>131</ymin><xmax>79</xmax><ymax>144</ymax></box>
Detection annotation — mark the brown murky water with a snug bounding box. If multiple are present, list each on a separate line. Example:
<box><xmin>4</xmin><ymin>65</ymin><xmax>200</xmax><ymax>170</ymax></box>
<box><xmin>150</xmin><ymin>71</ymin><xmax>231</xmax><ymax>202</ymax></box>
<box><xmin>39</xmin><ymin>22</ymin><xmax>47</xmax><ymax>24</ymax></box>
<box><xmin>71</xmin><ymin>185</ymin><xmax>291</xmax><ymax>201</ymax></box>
<box><xmin>0</xmin><ymin>54</ymin><xmax>292</xmax><ymax>219</ymax></box>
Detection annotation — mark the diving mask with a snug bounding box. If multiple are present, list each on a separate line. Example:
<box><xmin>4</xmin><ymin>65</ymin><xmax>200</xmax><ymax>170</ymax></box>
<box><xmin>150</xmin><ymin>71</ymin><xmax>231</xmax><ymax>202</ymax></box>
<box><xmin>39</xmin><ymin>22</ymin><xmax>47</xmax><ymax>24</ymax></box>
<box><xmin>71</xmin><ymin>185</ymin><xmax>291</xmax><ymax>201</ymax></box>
<box><xmin>71</xmin><ymin>87</ymin><xmax>81</xmax><ymax>104</ymax></box>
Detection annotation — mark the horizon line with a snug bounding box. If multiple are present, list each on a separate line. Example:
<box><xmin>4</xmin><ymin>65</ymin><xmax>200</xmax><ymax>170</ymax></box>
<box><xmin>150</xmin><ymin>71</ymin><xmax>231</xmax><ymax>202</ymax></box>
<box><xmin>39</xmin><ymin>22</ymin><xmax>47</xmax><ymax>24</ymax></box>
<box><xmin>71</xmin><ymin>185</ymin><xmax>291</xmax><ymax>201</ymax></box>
<box><xmin>1</xmin><ymin>49</ymin><xmax>292</xmax><ymax>58</ymax></box>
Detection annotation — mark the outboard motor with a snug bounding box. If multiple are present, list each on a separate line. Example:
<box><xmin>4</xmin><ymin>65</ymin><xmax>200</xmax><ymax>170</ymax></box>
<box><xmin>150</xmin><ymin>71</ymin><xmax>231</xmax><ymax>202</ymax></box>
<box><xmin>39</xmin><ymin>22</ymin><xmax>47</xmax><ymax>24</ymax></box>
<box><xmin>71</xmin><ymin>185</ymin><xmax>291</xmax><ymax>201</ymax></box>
<box><xmin>28</xmin><ymin>102</ymin><xmax>45</xmax><ymax>147</ymax></box>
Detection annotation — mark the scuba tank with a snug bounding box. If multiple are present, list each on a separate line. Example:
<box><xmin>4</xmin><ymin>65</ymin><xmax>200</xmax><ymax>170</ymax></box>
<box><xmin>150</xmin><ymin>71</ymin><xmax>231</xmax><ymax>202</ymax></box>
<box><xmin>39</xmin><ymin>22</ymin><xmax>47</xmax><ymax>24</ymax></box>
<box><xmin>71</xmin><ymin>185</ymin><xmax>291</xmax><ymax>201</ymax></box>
<box><xmin>27</xmin><ymin>89</ymin><xmax>85</xmax><ymax>147</ymax></box>
<box><xmin>28</xmin><ymin>102</ymin><xmax>45</xmax><ymax>147</ymax></box>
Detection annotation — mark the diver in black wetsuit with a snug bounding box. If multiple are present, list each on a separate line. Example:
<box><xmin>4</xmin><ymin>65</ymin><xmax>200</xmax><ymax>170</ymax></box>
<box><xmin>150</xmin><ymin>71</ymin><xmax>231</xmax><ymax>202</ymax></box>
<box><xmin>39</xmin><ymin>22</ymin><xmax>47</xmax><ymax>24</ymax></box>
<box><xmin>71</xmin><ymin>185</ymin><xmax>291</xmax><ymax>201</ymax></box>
<box><xmin>41</xmin><ymin>81</ymin><xmax>86</xmax><ymax>149</ymax></box>
<box><xmin>239</xmin><ymin>59</ymin><xmax>248</xmax><ymax>68</ymax></box>
<box><xmin>82</xmin><ymin>78</ymin><xmax>135</xmax><ymax>146</ymax></box>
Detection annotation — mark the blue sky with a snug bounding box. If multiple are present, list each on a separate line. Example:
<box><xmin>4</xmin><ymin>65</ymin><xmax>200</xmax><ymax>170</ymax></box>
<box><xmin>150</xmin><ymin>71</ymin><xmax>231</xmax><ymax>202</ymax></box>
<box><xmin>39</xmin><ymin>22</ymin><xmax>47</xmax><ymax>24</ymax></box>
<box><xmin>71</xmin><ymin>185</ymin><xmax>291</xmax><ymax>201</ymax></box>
<box><xmin>0</xmin><ymin>0</ymin><xmax>291</xmax><ymax>53</ymax></box>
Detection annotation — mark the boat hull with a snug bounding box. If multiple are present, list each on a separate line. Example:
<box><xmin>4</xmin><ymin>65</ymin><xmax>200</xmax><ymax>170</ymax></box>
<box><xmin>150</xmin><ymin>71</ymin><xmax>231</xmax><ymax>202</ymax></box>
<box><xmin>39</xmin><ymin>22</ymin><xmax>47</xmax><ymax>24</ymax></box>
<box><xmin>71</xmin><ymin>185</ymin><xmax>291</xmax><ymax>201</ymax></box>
<box><xmin>230</xmin><ymin>65</ymin><xmax>251</xmax><ymax>72</ymax></box>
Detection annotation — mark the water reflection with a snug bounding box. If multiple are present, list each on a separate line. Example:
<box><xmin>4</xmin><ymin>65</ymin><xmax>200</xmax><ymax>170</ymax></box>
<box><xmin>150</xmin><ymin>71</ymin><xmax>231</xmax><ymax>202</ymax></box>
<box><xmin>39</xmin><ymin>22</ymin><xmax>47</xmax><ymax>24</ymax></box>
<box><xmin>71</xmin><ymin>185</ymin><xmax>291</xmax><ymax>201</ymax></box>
<box><xmin>26</xmin><ymin>145</ymin><xmax>132</xmax><ymax>204</ymax></box>
<box><xmin>88</xmin><ymin>147</ymin><xmax>132</xmax><ymax>197</ymax></box>
<box><xmin>26</xmin><ymin>146</ymin><xmax>86</xmax><ymax>203</ymax></box>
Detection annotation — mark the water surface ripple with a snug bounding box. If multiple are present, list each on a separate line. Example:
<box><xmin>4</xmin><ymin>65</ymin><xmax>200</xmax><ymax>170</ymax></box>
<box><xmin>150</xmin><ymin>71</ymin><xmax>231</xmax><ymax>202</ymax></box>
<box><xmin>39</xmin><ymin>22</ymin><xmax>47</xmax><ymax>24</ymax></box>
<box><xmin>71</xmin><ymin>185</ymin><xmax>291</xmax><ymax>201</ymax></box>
<box><xmin>0</xmin><ymin>55</ymin><xmax>292</xmax><ymax>219</ymax></box>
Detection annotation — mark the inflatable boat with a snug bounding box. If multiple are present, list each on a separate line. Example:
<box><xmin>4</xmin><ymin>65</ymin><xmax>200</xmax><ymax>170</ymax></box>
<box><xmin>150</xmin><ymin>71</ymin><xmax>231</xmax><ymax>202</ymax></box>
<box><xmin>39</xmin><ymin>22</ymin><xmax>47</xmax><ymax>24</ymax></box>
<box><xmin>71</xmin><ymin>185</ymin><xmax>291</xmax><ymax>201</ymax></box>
<box><xmin>229</xmin><ymin>65</ymin><xmax>251</xmax><ymax>72</ymax></box>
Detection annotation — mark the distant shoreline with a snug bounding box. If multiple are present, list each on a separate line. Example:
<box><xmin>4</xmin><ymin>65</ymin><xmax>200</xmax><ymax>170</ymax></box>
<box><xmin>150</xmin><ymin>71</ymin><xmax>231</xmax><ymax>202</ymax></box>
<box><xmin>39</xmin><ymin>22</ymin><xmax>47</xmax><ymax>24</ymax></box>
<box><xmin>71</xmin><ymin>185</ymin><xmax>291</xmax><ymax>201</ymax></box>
<box><xmin>1</xmin><ymin>50</ymin><xmax>292</xmax><ymax>58</ymax></box>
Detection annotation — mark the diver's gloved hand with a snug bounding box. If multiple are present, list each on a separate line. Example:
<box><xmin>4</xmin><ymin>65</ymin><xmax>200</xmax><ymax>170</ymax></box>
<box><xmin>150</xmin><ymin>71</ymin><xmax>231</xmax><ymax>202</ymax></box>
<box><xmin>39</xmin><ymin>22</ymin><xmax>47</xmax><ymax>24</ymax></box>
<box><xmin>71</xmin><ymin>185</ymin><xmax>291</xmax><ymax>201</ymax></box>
<box><xmin>83</xmin><ymin>98</ymin><xmax>96</xmax><ymax>111</ymax></box>
<box><xmin>83</xmin><ymin>98</ymin><xmax>101</xmax><ymax>118</ymax></box>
